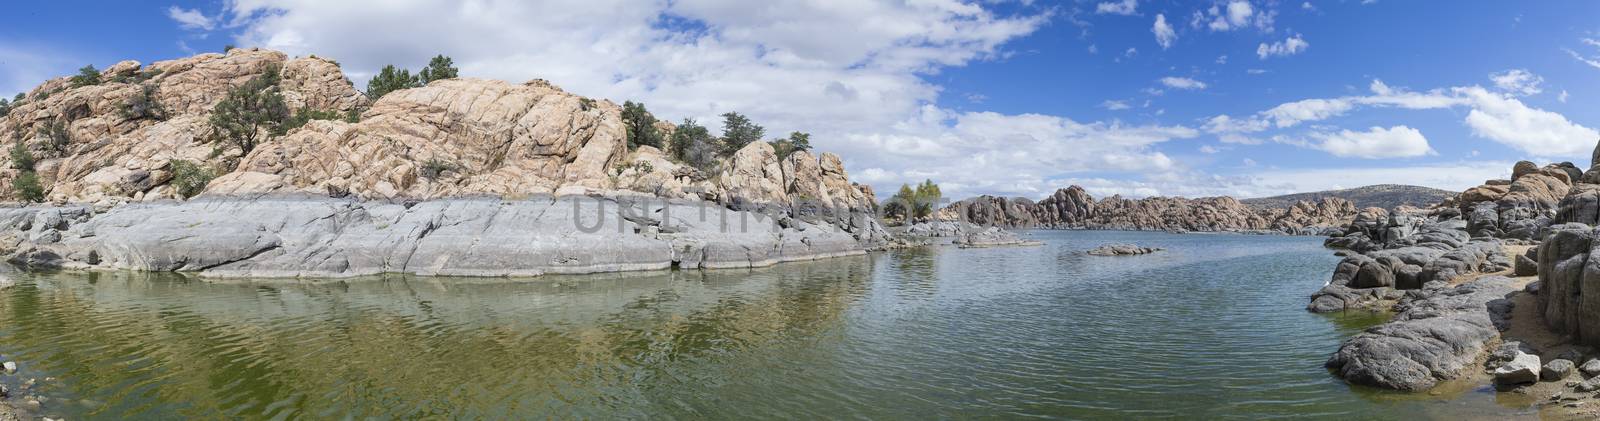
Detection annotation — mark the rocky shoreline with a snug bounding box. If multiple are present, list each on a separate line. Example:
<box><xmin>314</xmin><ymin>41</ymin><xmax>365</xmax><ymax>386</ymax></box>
<box><xmin>941</xmin><ymin>185</ymin><xmax>1358</xmax><ymax>235</ymax></box>
<box><xmin>1309</xmin><ymin>150</ymin><xmax>1600</xmax><ymax>417</ymax></box>
<box><xmin>0</xmin><ymin>194</ymin><xmax>892</xmax><ymax>279</ymax></box>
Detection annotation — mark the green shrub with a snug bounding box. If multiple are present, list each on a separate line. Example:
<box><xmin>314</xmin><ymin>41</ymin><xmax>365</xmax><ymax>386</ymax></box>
<box><xmin>669</xmin><ymin>118</ymin><xmax>718</xmax><ymax>173</ymax></box>
<box><xmin>9</xmin><ymin>142</ymin><xmax>34</xmax><ymax>171</ymax></box>
<box><xmin>0</xmin><ymin>98</ymin><xmax>9</xmax><ymax>118</ymax></box>
<box><xmin>621</xmin><ymin>101</ymin><xmax>663</xmax><ymax>150</ymax></box>
<box><xmin>418</xmin><ymin>55</ymin><xmax>458</xmax><ymax>84</ymax></box>
<box><xmin>11</xmin><ymin>171</ymin><xmax>43</xmax><ymax>203</ymax></box>
<box><xmin>718</xmin><ymin>112</ymin><xmax>764</xmax><ymax>157</ymax></box>
<box><xmin>208</xmin><ymin>64</ymin><xmax>290</xmax><ymax>155</ymax></box>
<box><xmin>770</xmin><ymin>131</ymin><xmax>812</xmax><ymax>160</ymax></box>
<box><xmin>419</xmin><ymin>159</ymin><xmax>455</xmax><ymax>180</ymax></box>
<box><xmin>119</xmin><ymin>84</ymin><xmax>168</xmax><ymax>121</ymax></box>
<box><xmin>69</xmin><ymin>65</ymin><xmax>102</xmax><ymax>88</ymax></box>
<box><xmin>884</xmin><ymin>180</ymin><xmax>942</xmax><ymax>223</ymax></box>
<box><xmin>365</xmin><ymin>65</ymin><xmax>419</xmax><ymax>100</ymax></box>
<box><xmin>168</xmin><ymin>160</ymin><xmax>214</xmax><ymax>199</ymax></box>
<box><xmin>281</xmin><ymin>107</ymin><xmax>343</xmax><ymax>133</ymax></box>
<box><xmin>36</xmin><ymin>118</ymin><xmax>70</xmax><ymax>154</ymax></box>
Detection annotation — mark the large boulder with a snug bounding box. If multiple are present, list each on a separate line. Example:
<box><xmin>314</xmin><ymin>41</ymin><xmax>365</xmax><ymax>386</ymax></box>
<box><xmin>1325</xmin><ymin>276</ymin><xmax>1517</xmax><ymax>390</ymax></box>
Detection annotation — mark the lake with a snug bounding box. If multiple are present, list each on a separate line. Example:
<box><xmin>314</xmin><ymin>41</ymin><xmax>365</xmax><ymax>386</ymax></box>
<box><xmin>0</xmin><ymin>230</ymin><xmax>1542</xmax><ymax>419</ymax></box>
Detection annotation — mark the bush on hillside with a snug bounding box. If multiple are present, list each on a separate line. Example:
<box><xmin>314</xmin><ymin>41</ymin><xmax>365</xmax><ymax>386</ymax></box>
<box><xmin>11</xmin><ymin>171</ymin><xmax>43</xmax><ymax>203</ymax></box>
<box><xmin>168</xmin><ymin>160</ymin><xmax>214</xmax><ymax>199</ymax></box>
<box><xmin>208</xmin><ymin>64</ymin><xmax>290</xmax><ymax>156</ymax></box>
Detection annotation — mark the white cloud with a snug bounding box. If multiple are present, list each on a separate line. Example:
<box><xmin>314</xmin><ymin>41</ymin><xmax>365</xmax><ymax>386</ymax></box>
<box><xmin>1100</xmin><ymin>99</ymin><xmax>1131</xmax><ymax>110</ymax></box>
<box><xmin>1560</xmin><ymin>90</ymin><xmax>1570</xmax><ymax>103</ymax></box>
<box><xmin>1457</xmin><ymin>86</ymin><xmax>1600</xmax><ymax>157</ymax></box>
<box><xmin>1216</xmin><ymin>55</ymin><xmax>1228</xmax><ymax>64</ymax></box>
<box><xmin>167</xmin><ymin>6</ymin><xmax>217</xmax><ymax>31</ymax></box>
<box><xmin>1302</xmin><ymin>2</ymin><xmax>1316</xmax><ymax>11</ymax></box>
<box><xmin>1199</xmin><ymin>145</ymin><xmax>1220</xmax><ymax>154</ymax></box>
<box><xmin>832</xmin><ymin>106</ymin><xmax>1201</xmax><ymax>198</ymax></box>
<box><xmin>1567</xmin><ymin>38</ymin><xmax>1600</xmax><ymax>70</ymax></box>
<box><xmin>1489</xmin><ymin>69</ymin><xmax>1543</xmax><ymax>96</ymax></box>
<box><xmin>1152</xmin><ymin>14</ymin><xmax>1177</xmax><ymax>49</ymax></box>
<box><xmin>1208</xmin><ymin>78</ymin><xmax>1597</xmax><ymax>158</ymax></box>
<box><xmin>1192</xmin><ymin>1</ymin><xmax>1275</xmax><ymax>32</ymax></box>
<box><xmin>1046</xmin><ymin>161</ymin><xmax>1509</xmax><ymax>199</ymax></box>
<box><xmin>1160</xmin><ymin>76</ymin><xmax>1207</xmax><ymax>90</ymax></box>
<box><xmin>1095</xmin><ymin>0</ymin><xmax>1138</xmax><ymax>15</ymax></box>
<box><xmin>1306</xmin><ymin>125</ymin><xmax>1434</xmax><ymax>159</ymax></box>
<box><xmin>1246</xmin><ymin>68</ymin><xmax>1268</xmax><ymax>75</ymax></box>
<box><xmin>1256</xmin><ymin>34</ymin><xmax>1308</xmax><ymax>59</ymax></box>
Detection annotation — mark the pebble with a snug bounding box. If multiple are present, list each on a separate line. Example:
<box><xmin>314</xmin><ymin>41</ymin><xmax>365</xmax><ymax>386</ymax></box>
<box><xmin>2</xmin><ymin>361</ymin><xmax>15</xmax><ymax>373</ymax></box>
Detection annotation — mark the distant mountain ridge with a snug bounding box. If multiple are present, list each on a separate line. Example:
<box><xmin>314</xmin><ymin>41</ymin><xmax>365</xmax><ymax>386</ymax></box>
<box><xmin>1241</xmin><ymin>184</ymin><xmax>1454</xmax><ymax>211</ymax></box>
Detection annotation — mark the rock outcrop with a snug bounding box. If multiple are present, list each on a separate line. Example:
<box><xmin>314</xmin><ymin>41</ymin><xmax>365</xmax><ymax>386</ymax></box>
<box><xmin>0</xmin><ymin>195</ymin><xmax>886</xmax><ymax>278</ymax></box>
<box><xmin>1324</xmin><ymin>275</ymin><xmax>1517</xmax><ymax>391</ymax></box>
<box><xmin>942</xmin><ymin>186</ymin><xmax>1358</xmax><ymax>234</ymax></box>
<box><xmin>0</xmin><ymin>49</ymin><xmax>887</xmax><ymax>277</ymax></box>
<box><xmin>0</xmin><ymin>49</ymin><xmax>874</xmax><ymax>215</ymax></box>
<box><xmin>1085</xmin><ymin>243</ymin><xmax>1163</xmax><ymax>256</ymax></box>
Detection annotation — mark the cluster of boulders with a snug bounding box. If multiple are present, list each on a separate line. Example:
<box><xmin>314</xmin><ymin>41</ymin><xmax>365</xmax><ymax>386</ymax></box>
<box><xmin>940</xmin><ymin>185</ymin><xmax>1358</xmax><ymax>234</ymax></box>
<box><xmin>890</xmin><ymin>221</ymin><xmax>1037</xmax><ymax>248</ymax></box>
<box><xmin>1317</xmin><ymin>144</ymin><xmax>1600</xmax><ymax>401</ymax></box>
<box><xmin>1085</xmin><ymin>243</ymin><xmax>1162</xmax><ymax>256</ymax></box>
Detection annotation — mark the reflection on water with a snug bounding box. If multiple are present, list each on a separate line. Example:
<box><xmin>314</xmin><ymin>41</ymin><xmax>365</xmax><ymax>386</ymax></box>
<box><xmin>0</xmin><ymin>231</ymin><xmax>1542</xmax><ymax>419</ymax></box>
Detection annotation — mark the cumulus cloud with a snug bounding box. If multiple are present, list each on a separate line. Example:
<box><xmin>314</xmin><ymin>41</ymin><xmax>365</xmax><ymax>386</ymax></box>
<box><xmin>1206</xmin><ymin>77</ymin><xmax>1596</xmax><ymax>158</ymax></box>
<box><xmin>1152</xmin><ymin>14</ymin><xmax>1177</xmax><ymax>49</ymax></box>
<box><xmin>1256</xmin><ymin>34</ymin><xmax>1308</xmax><ymax>59</ymax></box>
<box><xmin>205</xmin><ymin>0</ymin><xmax>1072</xmax><ymax>198</ymax></box>
<box><xmin>1306</xmin><ymin>125</ymin><xmax>1434</xmax><ymax>159</ymax></box>
<box><xmin>167</xmin><ymin>6</ymin><xmax>216</xmax><ymax>31</ymax></box>
<box><xmin>1159</xmin><ymin>76</ymin><xmax>1207</xmax><ymax>90</ymax></box>
<box><xmin>1191</xmin><ymin>1</ymin><xmax>1274</xmax><ymax>32</ymax></box>
<box><xmin>1489</xmin><ymin>69</ymin><xmax>1543</xmax><ymax>96</ymax></box>
<box><xmin>1046</xmin><ymin>161</ymin><xmax>1509</xmax><ymax>199</ymax></box>
<box><xmin>837</xmin><ymin>106</ymin><xmax>1201</xmax><ymax>198</ymax></box>
<box><xmin>1095</xmin><ymin>0</ymin><xmax>1138</xmax><ymax>15</ymax></box>
<box><xmin>1457</xmin><ymin>86</ymin><xmax>1600</xmax><ymax>157</ymax></box>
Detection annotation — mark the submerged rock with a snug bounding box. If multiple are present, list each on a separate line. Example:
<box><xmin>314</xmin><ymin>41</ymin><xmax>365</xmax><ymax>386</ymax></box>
<box><xmin>1085</xmin><ymin>243</ymin><xmax>1162</xmax><ymax>256</ymax></box>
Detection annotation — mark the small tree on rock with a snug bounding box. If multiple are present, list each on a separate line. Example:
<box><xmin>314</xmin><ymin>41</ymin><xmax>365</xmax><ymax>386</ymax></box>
<box><xmin>670</xmin><ymin>118</ymin><xmax>718</xmax><ymax>173</ymax></box>
<box><xmin>69</xmin><ymin>65</ymin><xmax>102</xmax><ymax>87</ymax></box>
<box><xmin>208</xmin><ymin>64</ymin><xmax>290</xmax><ymax>156</ymax></box>
<box><xmin>366</xmin><ymin>65</ymin><xmax>420</xmax><ymax>100</ymax></box>
<box><xmin>418</xmin><ymin>55</ymin><xmax>458</xmax><ymax>84</ymax></box>
<box><xmin>771</xmin><ymin>131</ymin><xmax>812</xmax><ymax>160</ymax></box>
<box><xmin>718</xmin><ymin>112</ymin><xmax>764</xmax><ymax>157</ymax></box>
<box><xmin>621</xmin><ymin>101</ymin><xmax>663</xmax><ymax>150</ymax></box>
<box><xmin>11</xmin><ymin>171</ymin><xmax>43</xmax><ymax>203</ymax></box>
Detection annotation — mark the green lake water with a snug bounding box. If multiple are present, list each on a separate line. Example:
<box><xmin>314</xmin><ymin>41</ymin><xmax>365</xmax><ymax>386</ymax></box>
<box><xmin>0</xmin><ymin>231</ymin><xmax>1543</xmax><ymax>419</ymax></box>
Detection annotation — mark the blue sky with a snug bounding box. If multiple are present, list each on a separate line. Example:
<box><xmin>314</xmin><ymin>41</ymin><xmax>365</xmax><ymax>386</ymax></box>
<box><xmin>3</xmin><ymin>1</ymin><xmax>1599</xmax><ymax>200</ymax></box>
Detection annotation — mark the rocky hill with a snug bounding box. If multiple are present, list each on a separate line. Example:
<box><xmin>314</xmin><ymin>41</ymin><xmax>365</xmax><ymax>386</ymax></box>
<box><xmin>939</xmin><ymin>185</ymin><xmax>1358</xmax><ymax>234</ymax></box>
<box><xmin>0</xmin><ymin>48</ymin><xmax>876</xmax><ymax>212</ymax></box>
<box><xmin>0</xmin><ymin>48</ymin><xmax>889</xmax><ymax>278</ymax></box>
<box><xmin>1241</xmin><ymin>184</ymin><xmax>1455</xmax><ymax>211</ymax></box>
